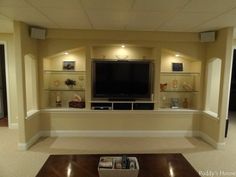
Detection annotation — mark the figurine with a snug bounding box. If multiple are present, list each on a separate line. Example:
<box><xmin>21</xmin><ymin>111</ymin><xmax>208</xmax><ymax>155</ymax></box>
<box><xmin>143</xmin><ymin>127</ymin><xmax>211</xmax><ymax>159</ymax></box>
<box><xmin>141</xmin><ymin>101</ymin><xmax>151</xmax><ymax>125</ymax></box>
<box><xmin>172</xmin><ymin>79</ymin><xmax>178</xmax><ymax>89</ymax></box>
<box><xmin>56</xmin><ymin>95</ymin><xmax>61</xmax><ymax>107</ymax></box>
<box><xmin>183</xmin><ymin>98</ymin><xmax>188</xmax><ymax>108</ymax></box>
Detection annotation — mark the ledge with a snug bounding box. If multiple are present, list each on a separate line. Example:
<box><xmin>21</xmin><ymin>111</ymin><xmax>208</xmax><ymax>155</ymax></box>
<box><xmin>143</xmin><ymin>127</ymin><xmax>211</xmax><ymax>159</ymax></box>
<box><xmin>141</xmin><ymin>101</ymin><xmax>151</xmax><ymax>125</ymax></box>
<box><xmin>26</xmin><ymin>109</ymin><xmax>40</xmax><ymax>119</ymax></box>
<box><xmin>202</xmin><ymin>110</ymin><xmax>219</xmax><ymax>119</ymax></box>
<box><xmin>40</xmin><ymin>108</ymin><xmax>201</xmax><ymax>115</ymax></box>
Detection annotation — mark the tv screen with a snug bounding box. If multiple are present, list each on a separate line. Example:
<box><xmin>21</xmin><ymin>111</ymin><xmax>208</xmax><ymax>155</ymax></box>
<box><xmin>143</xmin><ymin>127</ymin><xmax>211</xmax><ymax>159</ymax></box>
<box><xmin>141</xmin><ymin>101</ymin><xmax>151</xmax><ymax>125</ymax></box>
<box><xmin>92</xmin><ymin>60</ymin><xmax>153</xmax><ymax>100</ymax></box>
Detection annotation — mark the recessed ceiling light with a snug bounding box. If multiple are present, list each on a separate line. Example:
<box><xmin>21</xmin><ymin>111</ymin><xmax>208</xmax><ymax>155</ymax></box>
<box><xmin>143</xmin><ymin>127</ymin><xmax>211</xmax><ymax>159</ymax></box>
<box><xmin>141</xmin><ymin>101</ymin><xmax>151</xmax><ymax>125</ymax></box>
<box><xmin>121</xmin><ymin>45</ymin><xmax>125</xmax><ymax>48</ymax></box>
<box><xmin>64</xmin><ymin>52</ymin><xmax>69</xmax><ymax>55</ymax></box>
<box><xmin>175</xmin><ymin>54</ymin><xmax>180</xmax><ymax>57</ymax></box>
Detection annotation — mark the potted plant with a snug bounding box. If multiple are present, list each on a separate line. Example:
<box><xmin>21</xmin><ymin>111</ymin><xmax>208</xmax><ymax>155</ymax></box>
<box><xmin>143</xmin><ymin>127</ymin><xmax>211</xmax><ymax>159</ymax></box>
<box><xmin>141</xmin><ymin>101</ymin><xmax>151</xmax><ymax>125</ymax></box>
<box><xmin>65</xmin><ymin>79</ymin><xmax>76</xmax><ymax>89</ymax></box>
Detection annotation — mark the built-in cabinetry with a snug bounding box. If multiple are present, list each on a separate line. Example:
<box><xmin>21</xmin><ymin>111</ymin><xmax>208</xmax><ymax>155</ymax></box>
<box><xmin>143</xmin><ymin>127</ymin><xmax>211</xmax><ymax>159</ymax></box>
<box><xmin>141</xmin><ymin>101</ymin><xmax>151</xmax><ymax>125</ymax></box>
<box><xmin>90</xmin><ymin>101</ymin><xmax>154</xmax><ymax>110</ymax></box>
<box><xmin>42</xmin><ymin>47</ymin><xmax>86</xmax><ymax>109</ymax></box>
<box><xmin>159</xmin><ymin>72</ymin><xmax>200</xmax><ymax>109</ymax></box>
<box><xmin>159</xmin><ymin>49</ymin><xmax>202</xmax><ymax>110</ymax></box>
<box><xmin>41</xmin><ymin>47</ymin><xmax>202</xmax><ymax>111</ymax></box>
<box><xmin>43</xmin><ymin>70</ymin><xmax>86</xmax><ymax>108</ymax></box>
<box><xmin>88</xmin><ymin>46</ymin><xmax>156</xmax><ymax>111</ymax></box>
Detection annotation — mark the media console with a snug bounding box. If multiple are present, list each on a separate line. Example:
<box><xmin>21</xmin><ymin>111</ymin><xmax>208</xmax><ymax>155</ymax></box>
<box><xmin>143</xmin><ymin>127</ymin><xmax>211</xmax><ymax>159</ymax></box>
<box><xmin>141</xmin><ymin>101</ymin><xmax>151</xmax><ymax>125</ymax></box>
<box><xmin>91</xmin><ymin>101</ymin><xmax>154</xmax><ymax>110</ymax></box>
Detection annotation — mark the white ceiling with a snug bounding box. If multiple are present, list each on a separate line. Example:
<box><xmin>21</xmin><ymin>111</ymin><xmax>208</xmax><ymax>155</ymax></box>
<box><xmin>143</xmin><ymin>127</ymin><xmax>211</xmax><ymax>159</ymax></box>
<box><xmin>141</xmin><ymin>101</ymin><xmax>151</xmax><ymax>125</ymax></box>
<box><xmin>1</xmin><ymin>0</ymin><xmax>236</xmax><ymax>34</ymax></box>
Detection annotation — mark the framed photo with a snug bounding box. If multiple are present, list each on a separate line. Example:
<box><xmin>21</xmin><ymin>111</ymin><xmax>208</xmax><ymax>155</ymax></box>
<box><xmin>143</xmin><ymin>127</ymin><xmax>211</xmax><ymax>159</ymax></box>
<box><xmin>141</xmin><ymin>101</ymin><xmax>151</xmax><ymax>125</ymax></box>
<box><xmin>63</xmin><ymin>61</ymin><xmax>75</xmax><ymax>70</ymax></box>
<box><xmin>172</xmin><ymin>63</ymin><xmax>183</xmax><ymax>71</ymax></box>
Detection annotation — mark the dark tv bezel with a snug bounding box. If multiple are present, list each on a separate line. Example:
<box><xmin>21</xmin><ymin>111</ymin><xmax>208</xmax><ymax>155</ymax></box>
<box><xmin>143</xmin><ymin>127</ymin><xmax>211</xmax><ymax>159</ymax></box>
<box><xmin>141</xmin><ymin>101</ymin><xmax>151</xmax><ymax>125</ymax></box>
<box><xmin>92</xmin><ymin>59</ymin><xmax>154</xmax><ymax>101</ymax></box>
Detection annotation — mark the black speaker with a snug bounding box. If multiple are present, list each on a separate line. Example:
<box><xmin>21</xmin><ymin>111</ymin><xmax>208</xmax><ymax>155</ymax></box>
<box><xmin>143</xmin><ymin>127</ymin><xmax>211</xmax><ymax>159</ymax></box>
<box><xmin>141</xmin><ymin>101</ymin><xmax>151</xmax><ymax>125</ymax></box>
<box><xmin>29</xmin><ymin>27</ymin><xmax>47</xmax><ymax>39</ymax></box>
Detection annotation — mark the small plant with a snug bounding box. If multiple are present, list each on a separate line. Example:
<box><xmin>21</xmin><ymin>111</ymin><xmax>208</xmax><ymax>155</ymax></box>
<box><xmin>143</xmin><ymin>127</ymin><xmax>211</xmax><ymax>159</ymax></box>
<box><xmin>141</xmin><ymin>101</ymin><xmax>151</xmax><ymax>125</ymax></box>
<box><xmin>65</xmin><ymin>79</ymin><xmax>76</xmax><ymax>86</ymax></box>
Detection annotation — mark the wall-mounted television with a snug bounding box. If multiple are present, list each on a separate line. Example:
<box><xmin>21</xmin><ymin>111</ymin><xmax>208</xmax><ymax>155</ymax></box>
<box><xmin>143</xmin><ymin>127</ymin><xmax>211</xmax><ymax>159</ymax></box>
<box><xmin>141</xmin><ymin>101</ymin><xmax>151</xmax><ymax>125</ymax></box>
<box><xmin>92</xmin><ymin>60</ymin><xmax>153</xmax><ymax>100</ymax></box>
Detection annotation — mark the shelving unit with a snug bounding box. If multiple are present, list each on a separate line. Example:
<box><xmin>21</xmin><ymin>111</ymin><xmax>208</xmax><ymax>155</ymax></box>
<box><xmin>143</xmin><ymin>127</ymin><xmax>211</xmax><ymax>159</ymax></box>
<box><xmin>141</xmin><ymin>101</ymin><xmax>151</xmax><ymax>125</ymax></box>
<box><xmin>43</xmin><ymin>70</ymin><xmax>86</xmax><ymax>108</ymax></box>
<box><xmin>159</xmin><ymin>49</ymin><xmax>202</xmax><ymax>110</ymax></box>
<box><xmin>42</xmin><ymin>47</ymin><xmax>87</xmax><ymax>109</ymax></box>
<box><xmin>159</xmin><ymin>72</ymin><xmax>200</xmax><ymax>110</ymax></box>
<box><xmin>44</xmin><ymin>70</ymin><xmax>85</xmax><ymax>91</ymax></box>
<box><xmin>90</xmin><ymin>101</ymin><xmax>155</xmax><ymax>110</ymax></box>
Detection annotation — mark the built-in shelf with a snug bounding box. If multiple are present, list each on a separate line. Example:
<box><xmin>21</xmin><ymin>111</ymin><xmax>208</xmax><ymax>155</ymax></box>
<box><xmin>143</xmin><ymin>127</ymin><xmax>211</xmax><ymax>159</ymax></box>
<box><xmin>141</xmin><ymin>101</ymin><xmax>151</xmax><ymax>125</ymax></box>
<box><xmin>160</xmin><ymin>72</ymin><xmax>200</xmax><ymax>75</ymax></box>
<box><xmin>160</xmin><ymin>66</ymin><xmax>201</xmax><ymax>110</ymax></box>
<box><xmin>43</xmin><ymin>70</ymin><xmax>86</xmax><ymax>108</ymax></box>
<box><xmin>44</xmin><ymin>89</ymin><xmax>85</xmax><ymax>91</ymax></box>
<box><xmin>44</xmin><ymin>70</ymin><xmax>85</xmax><ymax>73</ymax></box>
<box><xmin>89</xmin><ymin>100</ymin><xmax>155</xmax><ymax>103</ymax></box>
<box><xmin>90</xmin><ymin>100</ymin><xmax>155</xmax><ymax>110</ymax></box>
<box><xmin>160</xmin><ymin>90</ymin><xmax>199</xmax><ymax>92</ymax></box>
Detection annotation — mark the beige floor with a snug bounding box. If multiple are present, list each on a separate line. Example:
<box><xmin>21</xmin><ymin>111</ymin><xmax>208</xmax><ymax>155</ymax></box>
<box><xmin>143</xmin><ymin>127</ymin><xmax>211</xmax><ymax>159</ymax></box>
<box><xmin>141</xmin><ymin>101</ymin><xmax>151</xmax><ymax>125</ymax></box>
<box><xmin>0</xmin><ymin>115</ymin><xmax>236</xmax><ymax>177</ymax></box>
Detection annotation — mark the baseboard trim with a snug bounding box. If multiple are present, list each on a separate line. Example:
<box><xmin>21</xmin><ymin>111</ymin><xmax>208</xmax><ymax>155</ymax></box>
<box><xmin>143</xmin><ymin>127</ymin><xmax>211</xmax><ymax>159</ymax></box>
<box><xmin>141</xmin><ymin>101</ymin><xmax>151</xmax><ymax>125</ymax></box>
<box><xmin>20</xmin><ymin>130</ymin><xmax>200</xmax><ymax>150</ymax></box>
<box><xmin>9</xmin><ymin>123</ymin><xmax>19</xmax><ymax>129</ymax></box>
<box><xmin>40</xmin><ymin>130</ymin><xmax>200</xmax><ymax>138</ymax></box>
<box><xmin>19</xmin><ymin>130</ymin><xmax>224</xmax><ymax>150</ymax></box>
<box><xmin>18</xmin><ymin>132</ymin><xmax>42</xmax><ymax>151</ymax></box>
<box><xmin>199</xmin><ymin>132</ymin><xmax>225</xmax><ymax>149</ymax></box>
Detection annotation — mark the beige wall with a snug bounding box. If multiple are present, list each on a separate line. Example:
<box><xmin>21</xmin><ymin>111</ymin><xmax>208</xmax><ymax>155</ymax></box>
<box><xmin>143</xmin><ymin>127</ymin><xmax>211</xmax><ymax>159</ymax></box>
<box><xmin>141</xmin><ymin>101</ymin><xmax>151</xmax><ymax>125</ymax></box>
<box><xmin>41</xmin><ymin>111</ymin><xmax>200</xmax><ymax>131</ymax></box>
<box><xmin>12</xmin><ymin>25</ymin><xmax>233</xmax><ymax>146</ymax></box>
<box><xmin>201</xmin><ymin>28</ymin><xmax>234</xmax><ymax>142</ymax></box>
<box><xmin>92</xmin><ymin>46</ymin><xmax>154</xmax><ymax>60</ymax></box>
<box><xmin>25</xmin><ymin>113</ymin><xmax>40</xmax><ymax>141</ymax></box>
<box><xmin>14</xmin><ymin>22</ymin><xmax>40</xmax><ymax>143</ymax></box>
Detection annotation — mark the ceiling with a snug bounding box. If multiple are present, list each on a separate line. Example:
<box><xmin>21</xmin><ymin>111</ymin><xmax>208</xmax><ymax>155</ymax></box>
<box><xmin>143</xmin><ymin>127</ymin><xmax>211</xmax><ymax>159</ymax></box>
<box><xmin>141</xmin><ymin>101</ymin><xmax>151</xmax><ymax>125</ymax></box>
<box><xmin>1</xmin><ymin>0</ymin><xmax>236</xmax><ymax>35</ymax></box>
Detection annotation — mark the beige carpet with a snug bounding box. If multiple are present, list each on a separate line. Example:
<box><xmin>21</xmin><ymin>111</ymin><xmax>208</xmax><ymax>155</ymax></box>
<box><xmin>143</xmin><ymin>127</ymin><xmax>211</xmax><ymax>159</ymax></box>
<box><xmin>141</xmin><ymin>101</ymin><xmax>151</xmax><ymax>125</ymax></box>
<box><xmin>1</xmin><ymin>116</ymin><xmax>236</xmax><ymax>177</ymax></box>
<box><xmin>33</xmin><ymin>137</ymin><xmax>206</xmax><ymax>153</ymax></box>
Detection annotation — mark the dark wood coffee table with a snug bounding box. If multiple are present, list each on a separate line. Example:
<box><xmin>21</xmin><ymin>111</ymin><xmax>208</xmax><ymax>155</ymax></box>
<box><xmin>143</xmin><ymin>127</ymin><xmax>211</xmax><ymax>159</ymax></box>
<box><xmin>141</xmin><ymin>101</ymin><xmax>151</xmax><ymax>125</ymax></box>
<box><xmin>36</xmin><ymin>153</ymin><xmax>200</xmax><ymax>177</ymax></box>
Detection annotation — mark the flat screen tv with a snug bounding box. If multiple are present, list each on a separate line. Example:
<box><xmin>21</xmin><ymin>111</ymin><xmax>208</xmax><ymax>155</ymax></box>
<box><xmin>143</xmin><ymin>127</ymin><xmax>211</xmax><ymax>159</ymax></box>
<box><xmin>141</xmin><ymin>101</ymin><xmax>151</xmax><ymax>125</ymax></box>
<box><xmin>92</xmin><ymin>60</ymin><xmax>153</xmax><ymax>100</ymax></box>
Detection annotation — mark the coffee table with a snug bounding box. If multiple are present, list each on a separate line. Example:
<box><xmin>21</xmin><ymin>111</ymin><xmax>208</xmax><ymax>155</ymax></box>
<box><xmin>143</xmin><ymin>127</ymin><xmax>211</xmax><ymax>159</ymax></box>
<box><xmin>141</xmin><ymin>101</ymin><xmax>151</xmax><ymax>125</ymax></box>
<box><xmin>36</xmin><ymin>153</ymin><xmax>200</xmax><ymax>177</ymax></box>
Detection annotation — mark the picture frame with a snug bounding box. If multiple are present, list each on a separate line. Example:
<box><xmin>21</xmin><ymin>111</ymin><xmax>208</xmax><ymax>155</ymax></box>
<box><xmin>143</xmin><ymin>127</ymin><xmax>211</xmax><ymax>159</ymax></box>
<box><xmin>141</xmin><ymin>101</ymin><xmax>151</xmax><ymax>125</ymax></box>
<box><xmin>172</xmin><ymin>63</ymin><xmax>183</xmax><ymax>71</ymax></box>
<box><xmin>63</xmin><ymin>61</ymin><xmax>75</xmax><ymax>70</ymax></box>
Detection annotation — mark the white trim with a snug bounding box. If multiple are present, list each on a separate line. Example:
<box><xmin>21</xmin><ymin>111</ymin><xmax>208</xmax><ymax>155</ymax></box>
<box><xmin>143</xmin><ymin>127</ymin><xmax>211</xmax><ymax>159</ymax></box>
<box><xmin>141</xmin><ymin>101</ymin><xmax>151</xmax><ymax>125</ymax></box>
<box><xmin>40</xmin><ymin>108</ymin><xmax>201</xmax><ymax>115</ymax></box>
<box><xmin>199</xmin><ymin>132</ymin><xmax>225</xmax><ymax>149</ymax></box>
<box><xmin>17</xmin><ymin>131</ymin><xmax>42</xmax><ymax>151</ymax></box>
<box><xmin>25</xmin><ymin>109</ymin><xmax>40</xmax><ymax>119</ymax></box>
<box><xmin>40</xmin><ymin>130</ymin><xmax>200</xmax><ymax>138</ymax></box>
<box><xmin>203</xmin><ymin>110</ymin><xmax>219</xmax><ymax>119</ymax></box>
<box><xmin>19</xmin><ymin>130</ymin><xmax>226</xmax><ymax>150</ymax></box>
<box><xmin>9</xmin><ymin>123</ymin><xmax>18</xmax><ymax>129</ymax></box>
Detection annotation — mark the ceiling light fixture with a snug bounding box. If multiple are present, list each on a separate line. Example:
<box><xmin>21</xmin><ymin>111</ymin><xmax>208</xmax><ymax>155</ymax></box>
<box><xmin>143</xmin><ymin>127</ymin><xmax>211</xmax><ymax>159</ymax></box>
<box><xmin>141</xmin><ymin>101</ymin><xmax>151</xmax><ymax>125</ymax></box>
<box><xmin>64</xmin><ymin>52</ymin><xmax>69</xmax><ymax>55</ymax></box>
<box><xmin>175</xmin><ymin>54</ymin><xmax>180</xmax><ymax>57</ymax></box>
<box><xmin>121</xmin><ymin>45</ymin><xmax>125</xmax><ymax>48</ymax></box>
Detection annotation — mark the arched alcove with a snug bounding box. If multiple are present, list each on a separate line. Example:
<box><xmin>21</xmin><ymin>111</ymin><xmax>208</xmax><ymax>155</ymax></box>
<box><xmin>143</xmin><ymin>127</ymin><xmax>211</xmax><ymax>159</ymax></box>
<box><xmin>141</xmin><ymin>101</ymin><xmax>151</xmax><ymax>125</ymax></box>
<box><xmin>24</xmin><ymin>54</ymin><xmax>38</xmax><ymax>116</ymax></box>
<box><xmin>42</xmin><ymin>47</ymin><xmax>86</xmax><ymax>108</ymax></box>
<box><xmin>205</xmin><ymin>58</ymin><xmax>222</xmax><ymax>117</ymax></box>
